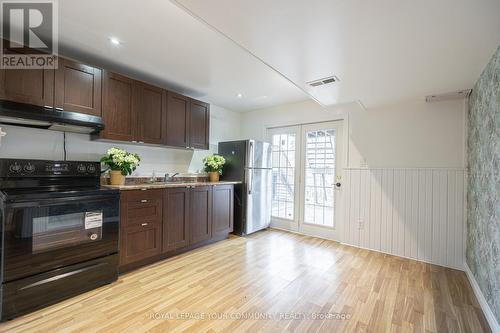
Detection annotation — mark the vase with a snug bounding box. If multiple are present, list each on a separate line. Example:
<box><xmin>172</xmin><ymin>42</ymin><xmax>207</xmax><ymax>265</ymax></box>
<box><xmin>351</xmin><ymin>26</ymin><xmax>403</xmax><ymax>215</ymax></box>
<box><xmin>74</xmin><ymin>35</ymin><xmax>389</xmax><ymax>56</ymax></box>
<box><xmin>109</xmin><ymin>170</ymin><xmax>125</xmax><ymax>186</ymax></box>
<box><xmin>208</xmin><ymin>171</ymin><xmax>220</xmax><ymax>182</ymax></box>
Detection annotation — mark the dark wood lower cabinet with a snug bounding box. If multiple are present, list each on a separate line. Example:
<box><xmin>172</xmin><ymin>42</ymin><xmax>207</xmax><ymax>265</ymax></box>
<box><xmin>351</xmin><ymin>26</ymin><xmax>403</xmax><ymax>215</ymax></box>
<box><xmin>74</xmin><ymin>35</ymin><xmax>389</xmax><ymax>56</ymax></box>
<box><xmin>119</xmin><ymin>189</ymin><xmax>163</xmax><ymax>266</ymax></box>
<box><xmin>189</xmin><ymin>186</ymin><xmax>212</xmax><ymax>245</ymax></box>
<box><xmin>163</xmin><ymin>187</ymin><xmax>190</xmax><ymax>252</ymax></box>
<box><xmin>120</xmin><ymin>224</ymin><xmax>162</xmax><ymax>266</ymax></box>
<box><xmin>119</xmin><ymin>184</ymin><xmax>234</xmax><ymax>272</ymax></box>
<box><xmin>212</xmin><ymin>185</ymin><xmax>234</xmax><ymax>238</ymax></box>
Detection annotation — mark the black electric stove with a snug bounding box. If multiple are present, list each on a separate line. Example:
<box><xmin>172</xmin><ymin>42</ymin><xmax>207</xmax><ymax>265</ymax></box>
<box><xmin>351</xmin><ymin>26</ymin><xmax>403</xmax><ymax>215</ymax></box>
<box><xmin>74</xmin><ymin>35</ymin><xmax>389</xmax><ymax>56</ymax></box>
<box><xmin>0</xmin><ymin>158</ymin><xmax>120</xmax><ymax>321</ymax></box>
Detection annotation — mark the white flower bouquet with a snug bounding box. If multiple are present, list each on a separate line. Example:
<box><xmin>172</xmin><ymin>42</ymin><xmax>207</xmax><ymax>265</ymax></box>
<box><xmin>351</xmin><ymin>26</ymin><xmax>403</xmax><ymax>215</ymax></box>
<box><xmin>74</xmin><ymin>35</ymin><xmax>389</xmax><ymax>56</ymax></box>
<box><xmin>203</xmin><ymin>154</ymin><xmax>226</xmax><ymax>175</ymax></box>
<box><xmin>101</xmin><ymin>147</ymin><xmax>141</xmax><ymax>176</ymax></box>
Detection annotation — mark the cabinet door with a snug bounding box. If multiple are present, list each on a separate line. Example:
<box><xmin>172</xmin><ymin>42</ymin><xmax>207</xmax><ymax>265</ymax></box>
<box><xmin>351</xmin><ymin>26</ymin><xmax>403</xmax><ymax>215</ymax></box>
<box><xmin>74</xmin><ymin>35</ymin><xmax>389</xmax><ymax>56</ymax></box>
<box><xmin>0</xmin><ymin>68</ymin><xmax>54</xmax><ymax>107</ymax></box>
<box><xmin>134</xmin><ymin>82</ymin><xmax>166</xmax><ymax>144</ymax></box>
<box><xmin>120</xmin><ymin>224</ymin><xmax>162</xmax><ymax>266</ymax></box>
<box><xmin>55</xmin><ymin>58</ymin><xmax>102</xmax><ymax>116</ymax></box>
<box><xmin>0</xmin><ymin>41</ymin><xmax>55</xmax><ymax>107</ymax></box>
<box><xmin>190</xmin><ymin>186</ymin><xmax>212</xmax><ymax>245</ymax></box>
<box><xmin>165</xmin><ymin>92</ymin><xmax>190</xmax><ymax>148</ymax></box>
<box><xmin>212</xmin><ymin>185</ymin><xmax>234</xmax><ymax>238</ymax></box>
<box><xmin>189</xmin><ymin>99</ymin><xmax>210</xmax><ymax>150</ymax></box>
<box><xmin>101</xmin><ymin>71</ymin><xmax>135</xmax><ymax>141</ymax></box>
<box><xmin>163</xmin><ymin>187</ymin><xmax>190</xmax><ymax>252</ymax></box>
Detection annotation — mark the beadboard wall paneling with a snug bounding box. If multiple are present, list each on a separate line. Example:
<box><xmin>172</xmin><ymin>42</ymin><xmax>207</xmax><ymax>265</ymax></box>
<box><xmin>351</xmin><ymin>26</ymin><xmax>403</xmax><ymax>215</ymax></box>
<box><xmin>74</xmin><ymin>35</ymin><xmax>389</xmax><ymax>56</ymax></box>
<box><xmin>342</xmin><ymin>168</ymin><xmax>466</xmax><ymax>269</ymax></box>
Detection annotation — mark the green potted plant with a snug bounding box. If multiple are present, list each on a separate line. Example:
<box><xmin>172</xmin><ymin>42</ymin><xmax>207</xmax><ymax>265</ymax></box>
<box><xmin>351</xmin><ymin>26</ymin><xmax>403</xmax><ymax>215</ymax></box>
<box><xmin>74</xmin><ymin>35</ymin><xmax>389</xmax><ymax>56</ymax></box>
<box><xmin>101</xmin><ymin>148</ymin><xmax>141</xmax><ymax>185</ymax></box>
<box><xmin>203</xmin><ymin>154</ymin><xmax>226</xmax><ymax>182</ymax></box>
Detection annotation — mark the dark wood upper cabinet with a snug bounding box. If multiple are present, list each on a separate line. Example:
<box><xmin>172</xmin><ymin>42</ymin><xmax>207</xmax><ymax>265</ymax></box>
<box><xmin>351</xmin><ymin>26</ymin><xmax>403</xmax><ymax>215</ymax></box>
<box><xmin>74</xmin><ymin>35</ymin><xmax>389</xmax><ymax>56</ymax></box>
<box><xmin>0</xmin><ymin>40</ymin><xmax>55</xmax><ymax>108</ymax></box>
<box><xmin>0</xmin><ymin>44</ymin><xmax>55</xmax><ymax>108</ymax></box>
<box><xmin>101</xmin><ymin>71</ymin><xmax>135</xmax><ymax>141</ymax></box>
<box><xmin>189</xmin><ymin>99</ymin><xmax>210</xmax><ymax>150</ymax></box>
<box><xmin>55</xmin><ymin>58</ymin><xmax>102</xmax><ymax>116</ymax></box>
<box><xmin>212</xmin><ymin>185</ymin><xmax>234</xmax><ymax>238</ymax></box>
<box><xmin>134</xmin><ymin>82</ymin><xmax>166</xmax><ymax>144</ymax></box>
<box><xmin>163</xmin><ymin>187</ymin><xmax>190</xmax><ymax>253</ymax></box>
<box><xmin>190</xmin><ymin>186</ymin><xmax>212</xmax><ymax>245</ymax></box>
<box><xmin>165</xmin><ymin>92</ymin><xmax>190</xmax><ymax>148</ymax></box>
<box><xmin>0</xmin><ymin>68</ymin><xmax>54</xmax><ymax>107</ymax></box>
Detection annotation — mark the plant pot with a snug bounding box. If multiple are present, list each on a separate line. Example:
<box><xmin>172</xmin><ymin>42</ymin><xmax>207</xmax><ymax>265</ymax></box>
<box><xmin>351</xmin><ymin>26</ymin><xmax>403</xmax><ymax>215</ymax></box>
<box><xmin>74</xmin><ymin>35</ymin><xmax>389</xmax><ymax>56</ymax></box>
<box><xmin>208</xmin><ymin>172</ymin><xmax>220</xmax><ymax>182</ymax></box>
<box><xmin>109</xmin><ymin>170</ymin><xmax>126</xmax><ymax>186</ymax></box>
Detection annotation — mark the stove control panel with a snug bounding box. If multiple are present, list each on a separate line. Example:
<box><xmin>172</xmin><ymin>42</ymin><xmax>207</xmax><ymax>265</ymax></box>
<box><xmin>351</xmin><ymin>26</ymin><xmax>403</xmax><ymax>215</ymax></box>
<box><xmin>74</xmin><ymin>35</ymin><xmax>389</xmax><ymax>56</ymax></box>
<box><xmin>1</xmin><ymin>159</ymin><xmax>101</xmax><ymax>177</ymax></box>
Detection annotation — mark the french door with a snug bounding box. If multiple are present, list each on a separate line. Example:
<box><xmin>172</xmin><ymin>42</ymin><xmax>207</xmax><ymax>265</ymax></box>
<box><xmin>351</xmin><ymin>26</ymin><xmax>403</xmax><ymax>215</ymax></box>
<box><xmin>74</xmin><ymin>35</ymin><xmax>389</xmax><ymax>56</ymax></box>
<box><xmin>267</xmin><ymin>121</ymin><xmax>344</xmax><ymax>240</ymax></box>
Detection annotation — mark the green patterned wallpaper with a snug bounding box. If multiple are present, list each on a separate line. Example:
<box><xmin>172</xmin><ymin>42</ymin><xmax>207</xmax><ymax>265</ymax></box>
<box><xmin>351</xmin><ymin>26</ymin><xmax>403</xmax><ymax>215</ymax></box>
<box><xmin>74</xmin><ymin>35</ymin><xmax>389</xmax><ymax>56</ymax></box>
<box><xmin>466</xmin><ymin>45</ymin><xmax>500</xmax><ymax>323</ymax></box>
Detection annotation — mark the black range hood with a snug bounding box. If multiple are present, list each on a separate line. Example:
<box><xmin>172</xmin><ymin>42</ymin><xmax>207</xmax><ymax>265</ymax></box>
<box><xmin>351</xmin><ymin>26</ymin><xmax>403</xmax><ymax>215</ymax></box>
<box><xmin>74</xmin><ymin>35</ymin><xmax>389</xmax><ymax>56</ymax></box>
<box><xmin>0</xmin><ymin>100</ymin><xmax>104</xmax><ymax>134</ymax></box>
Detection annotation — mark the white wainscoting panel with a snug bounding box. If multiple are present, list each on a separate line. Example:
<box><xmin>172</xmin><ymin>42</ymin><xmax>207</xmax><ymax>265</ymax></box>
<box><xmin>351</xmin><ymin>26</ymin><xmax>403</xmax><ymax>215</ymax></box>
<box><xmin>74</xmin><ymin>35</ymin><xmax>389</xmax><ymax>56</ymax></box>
<box><xmin>342</xmin><ymin>168</ymin><xmax>466</xmax><ymax>270</ymax></box>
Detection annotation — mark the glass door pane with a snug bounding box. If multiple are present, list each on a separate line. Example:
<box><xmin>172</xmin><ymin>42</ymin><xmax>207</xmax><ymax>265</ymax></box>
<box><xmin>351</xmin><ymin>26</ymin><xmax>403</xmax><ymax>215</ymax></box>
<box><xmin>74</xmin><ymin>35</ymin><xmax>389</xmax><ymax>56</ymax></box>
<box><xmin>303</xmin><ymin>129</ymin><xmax>336</xmax><ymax>227</ymax></box>
<box><xmin>271</xmin><ymin>132</ymin><xmax>296</xmax><ymax>220</ymax></box>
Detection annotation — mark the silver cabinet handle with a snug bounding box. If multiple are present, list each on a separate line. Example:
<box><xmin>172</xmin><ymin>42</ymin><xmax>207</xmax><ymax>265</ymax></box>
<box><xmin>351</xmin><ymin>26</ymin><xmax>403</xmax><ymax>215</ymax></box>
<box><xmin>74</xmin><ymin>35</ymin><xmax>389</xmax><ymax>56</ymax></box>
<box><xmin>140</xmin><ymin>188</ymin><xmax>147</xmax><ymax>191</ymax></box>
<box><xmin>141</xmin><ymin>199</ymin><xmax>148</xmax><ymax>203</ymax></box>
<box><xmin>141</xmin><ymin>223</ymin><xmax>148</xmax><ymax>226</ymax></box>
<box><xmin>55</xmin><ymin>107</ymin><xmax>64</xmax><ymax>111</ymax></box>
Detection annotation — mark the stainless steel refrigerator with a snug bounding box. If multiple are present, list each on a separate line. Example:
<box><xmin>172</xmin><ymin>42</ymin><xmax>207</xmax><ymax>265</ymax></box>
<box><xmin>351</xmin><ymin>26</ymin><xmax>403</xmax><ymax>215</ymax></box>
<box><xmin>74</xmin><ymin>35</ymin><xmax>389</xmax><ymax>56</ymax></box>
<box><xmin>218</xmin><ymin>140</ymin><xmax>272</xmax><ymax>235</ymax></box>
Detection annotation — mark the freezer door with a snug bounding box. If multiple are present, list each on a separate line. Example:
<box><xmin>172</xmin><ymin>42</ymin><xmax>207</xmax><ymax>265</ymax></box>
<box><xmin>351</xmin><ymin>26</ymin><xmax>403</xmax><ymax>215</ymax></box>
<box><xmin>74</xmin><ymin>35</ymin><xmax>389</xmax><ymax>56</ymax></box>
<box><xmin>246</xmin><ymin>140</ymin><xmax>272</xmax><ymax>169</ymax></box>
<box><xmin>218</xmin><ymin>140</ymin><xmax>247</xmax><ymax>181</ymax></box>
<box><xmin>244</xmin><ymin>168</ymin><xmax>272</xmax><ymax>234</ymax></box>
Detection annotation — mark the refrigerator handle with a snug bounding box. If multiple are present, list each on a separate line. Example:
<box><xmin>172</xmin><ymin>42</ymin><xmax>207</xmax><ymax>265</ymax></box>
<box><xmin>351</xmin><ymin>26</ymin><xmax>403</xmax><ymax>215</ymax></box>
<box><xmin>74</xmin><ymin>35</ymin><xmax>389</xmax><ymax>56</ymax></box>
<box><xmin>248</xmin><ymin>140</ymin><xmax>255</xmax><ymax>168</ymax></box>
<box><xmin>247</xmin><ymin>169</ymin><xmax>253</xmax><ymax>195</ymax></box>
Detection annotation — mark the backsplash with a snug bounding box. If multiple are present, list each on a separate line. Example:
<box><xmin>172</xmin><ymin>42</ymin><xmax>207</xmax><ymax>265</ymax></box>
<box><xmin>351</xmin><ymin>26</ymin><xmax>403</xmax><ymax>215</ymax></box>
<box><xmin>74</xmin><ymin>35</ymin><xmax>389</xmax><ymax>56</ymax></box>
<box><xmin>466</xmin><ymin>45</ymin><xmax>500</xmax><ymax>323</ymax></box>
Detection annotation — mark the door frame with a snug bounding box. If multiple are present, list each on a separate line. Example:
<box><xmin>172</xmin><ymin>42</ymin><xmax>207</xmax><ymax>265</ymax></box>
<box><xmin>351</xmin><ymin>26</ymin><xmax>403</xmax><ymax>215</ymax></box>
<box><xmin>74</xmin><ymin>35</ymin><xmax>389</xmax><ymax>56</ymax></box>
<box><xmin>297</xmin><ymin>121</ymin><xmax>344</xmax><ymax>241</ymax></box>
<box><xmin>266</xmin><ymin>119</ymin><xmax>347</xmax><ymax>241</ymax></box>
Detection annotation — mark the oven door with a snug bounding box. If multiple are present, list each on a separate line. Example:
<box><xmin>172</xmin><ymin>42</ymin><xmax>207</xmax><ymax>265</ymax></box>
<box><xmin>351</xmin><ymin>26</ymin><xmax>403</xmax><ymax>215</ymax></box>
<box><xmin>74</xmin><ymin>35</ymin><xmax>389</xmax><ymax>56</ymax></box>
<box><xmin>3</xmin><ymin>193</ymin><xmax>119</xmax><ymax>282</ymax></box>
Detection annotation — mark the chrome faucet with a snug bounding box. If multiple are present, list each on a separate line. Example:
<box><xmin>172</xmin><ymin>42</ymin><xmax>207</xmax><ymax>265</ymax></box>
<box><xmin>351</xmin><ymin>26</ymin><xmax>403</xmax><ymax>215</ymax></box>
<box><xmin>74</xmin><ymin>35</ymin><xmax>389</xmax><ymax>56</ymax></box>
<box><xmin>164</xmin><ymin>172</ymin><xmax>180</xmax><ymax>182</ymax></box>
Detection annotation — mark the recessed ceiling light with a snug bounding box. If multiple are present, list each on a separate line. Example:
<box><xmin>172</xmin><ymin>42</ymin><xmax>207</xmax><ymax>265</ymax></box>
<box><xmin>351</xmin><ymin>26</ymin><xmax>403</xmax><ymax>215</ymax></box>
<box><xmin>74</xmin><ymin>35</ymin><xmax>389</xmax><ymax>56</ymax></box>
<box><xmin>236</xmin><ymin>93</ymin><xmax>243</xmax><ymax>98</ymax></box>
<box><xmin>110</xmin><ymin>37</ymin><xmax>121</xmax><ymax>45</ymax></box>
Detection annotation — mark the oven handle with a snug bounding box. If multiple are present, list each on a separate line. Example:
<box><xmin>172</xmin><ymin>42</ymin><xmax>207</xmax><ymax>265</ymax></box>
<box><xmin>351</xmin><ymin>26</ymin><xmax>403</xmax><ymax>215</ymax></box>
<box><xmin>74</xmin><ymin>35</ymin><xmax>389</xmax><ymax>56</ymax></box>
<box><xmin>19</xmin><ymin>262</ymin><xmax>108</xmax><ymax>291</ymax></box>
<box><xmin>6</xmin><ymin>194</ymin><xmax>118</xmax><ymax>208</ymax></box>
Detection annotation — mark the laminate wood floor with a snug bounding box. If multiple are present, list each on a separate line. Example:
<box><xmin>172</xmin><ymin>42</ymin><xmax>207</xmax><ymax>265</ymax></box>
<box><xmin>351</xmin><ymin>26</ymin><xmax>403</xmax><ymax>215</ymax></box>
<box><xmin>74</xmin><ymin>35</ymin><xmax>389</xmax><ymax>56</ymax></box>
<box><xmin>0</xmin><ymin>229</ymin><xmax>490</xmax><ymax>333</ymax></box>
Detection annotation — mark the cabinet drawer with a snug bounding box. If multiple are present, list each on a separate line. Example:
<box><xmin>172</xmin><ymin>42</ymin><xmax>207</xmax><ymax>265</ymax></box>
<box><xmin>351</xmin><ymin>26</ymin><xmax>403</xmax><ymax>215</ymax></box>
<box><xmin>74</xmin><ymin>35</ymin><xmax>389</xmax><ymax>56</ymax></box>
<box><xmin>122</xmin><ymin>189</ymin><xmax>162</xmax><ymax>203</ymax></box>
<box><xmin>121</xmin><ymin>189</ymin><xmax>162</xmax><ymax>227</ymax></box>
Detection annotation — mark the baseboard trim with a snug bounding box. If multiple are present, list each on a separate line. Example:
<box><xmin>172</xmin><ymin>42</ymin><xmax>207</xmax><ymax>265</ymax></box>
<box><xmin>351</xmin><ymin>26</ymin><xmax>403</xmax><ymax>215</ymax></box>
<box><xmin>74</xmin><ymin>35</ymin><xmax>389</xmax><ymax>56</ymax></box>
<box><xmin>271</xmin><ymin>226</ymin><xmax>464</xmax><ymax>271</ymax></box>
<box><xmin>464</xmin><ymin>262</ymin><xmax>500</xmax><ymax>333</ymax></box>
<box><xmin>340</xmin><ymin>241</ymin><xmax>465</xmax><ymax>271</ymax></box>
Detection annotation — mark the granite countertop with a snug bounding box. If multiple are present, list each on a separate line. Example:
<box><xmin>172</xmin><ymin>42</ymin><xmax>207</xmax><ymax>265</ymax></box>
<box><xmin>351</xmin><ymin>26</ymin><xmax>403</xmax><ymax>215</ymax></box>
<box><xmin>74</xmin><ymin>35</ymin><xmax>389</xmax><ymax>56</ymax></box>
<box><xmin>102</xmin><ymin>180</ymin><xmax>241</xmax><ymax>191</ymax></box>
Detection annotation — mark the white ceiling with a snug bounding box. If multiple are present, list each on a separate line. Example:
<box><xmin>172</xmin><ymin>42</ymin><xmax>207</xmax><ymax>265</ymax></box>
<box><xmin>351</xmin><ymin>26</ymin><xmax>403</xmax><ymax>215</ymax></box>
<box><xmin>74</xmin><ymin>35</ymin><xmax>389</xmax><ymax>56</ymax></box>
<box><xmin>175</xmin><ymin>0</ymin><xmax>500</xmax><ymax>108</ymax></box>
<box><xmin>57</xmin><ymin>0</ymin><xmax>500</xmax><ymax>111</ymax></box>
<box><xmin>57</xmin><ymin>0</ymin><xmax>306</xmax><ymax>112</ymax></box>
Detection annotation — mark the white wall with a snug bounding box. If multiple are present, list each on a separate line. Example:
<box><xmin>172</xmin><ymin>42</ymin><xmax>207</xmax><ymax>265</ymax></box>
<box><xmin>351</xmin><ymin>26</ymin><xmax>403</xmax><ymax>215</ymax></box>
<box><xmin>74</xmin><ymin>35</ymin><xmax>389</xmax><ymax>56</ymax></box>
<box><xmin>0</xmin><ymin>104</ymin><xmax>241</xmax><ymax>176</ymax></box>
<box><xmin>241</xmin><ymin>98</ymin><xmax>466</xmax><ymax>168</ymax></box>
<box><xmin>241</xmin><ymin>97</ymin><xmax>467</xmax><ymax>269</ymax></box>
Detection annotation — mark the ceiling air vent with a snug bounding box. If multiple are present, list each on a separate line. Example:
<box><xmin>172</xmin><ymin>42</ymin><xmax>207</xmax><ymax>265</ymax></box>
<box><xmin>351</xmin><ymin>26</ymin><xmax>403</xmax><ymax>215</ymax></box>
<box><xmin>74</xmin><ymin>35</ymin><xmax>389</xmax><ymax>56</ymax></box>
<box><xmin>425</xmin><ymin>89</ymin><xmax>472</xmax><ymax>102</ymax></box>
<box><xmin>307</xmin><ymin>75</ymin><xmax>339</xmax><ymax>88</ymax></box>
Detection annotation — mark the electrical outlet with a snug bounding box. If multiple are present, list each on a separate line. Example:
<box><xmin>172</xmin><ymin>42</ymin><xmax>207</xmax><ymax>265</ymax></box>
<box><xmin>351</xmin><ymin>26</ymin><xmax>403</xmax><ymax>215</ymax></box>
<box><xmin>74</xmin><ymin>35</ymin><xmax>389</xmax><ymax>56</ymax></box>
<box><xmin>358</xmin><ymin>218</ymin><xmax>364</xmax><ymax>229</ymax></box>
